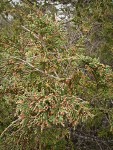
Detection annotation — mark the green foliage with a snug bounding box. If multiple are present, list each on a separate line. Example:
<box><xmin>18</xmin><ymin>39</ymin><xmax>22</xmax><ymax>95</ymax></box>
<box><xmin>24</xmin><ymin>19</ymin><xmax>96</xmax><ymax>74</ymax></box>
<box><xmin>0</xmin><ymin>1</ymin><xmax>113</xmax><ymax>150</ymax></box>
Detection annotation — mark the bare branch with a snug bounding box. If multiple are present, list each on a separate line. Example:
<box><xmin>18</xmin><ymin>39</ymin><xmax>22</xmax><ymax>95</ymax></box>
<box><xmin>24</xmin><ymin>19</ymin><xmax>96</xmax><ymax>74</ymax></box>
<box><xmin>0</xmin><ymin>118</ymin><xmax>21</xmax><ymax>139</ymax></box>
<box><xmin>21</xmin><ymin>26</ymin><xmax>39</xmax><ymax>39</ymax></box>
<box><xmin>12</xmin><ymin>57</ymin><xmax>64</xmax><ymax>81</ymax></box>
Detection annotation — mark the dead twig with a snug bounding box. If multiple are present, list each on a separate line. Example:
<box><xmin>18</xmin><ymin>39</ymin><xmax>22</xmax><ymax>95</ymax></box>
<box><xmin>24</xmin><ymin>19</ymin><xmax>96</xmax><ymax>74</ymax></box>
<box><xmin>0</xmin><ymin>118</ymin><xmax>21</xmax><ymax>139</ymax></box>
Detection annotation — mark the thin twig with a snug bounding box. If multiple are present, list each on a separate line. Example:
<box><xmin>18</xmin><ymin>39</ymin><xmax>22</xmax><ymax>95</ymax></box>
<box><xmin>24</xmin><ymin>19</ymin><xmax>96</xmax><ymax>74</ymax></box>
<box><xmin>0</xmin><ymin>118</ymin><xmax>21</xmax><ymax>139</ymax></box>
<box><xmin>21</xmin><ymin>26</ymin><xmax>39</xmax><ymax>39</ymax></box>
<box><xmin>12</xmin><ymin>57</ymin><xmax>64</xmax><ymax>81</ymax></box>
<box><xmin>21</xmin><ymin>25</ymin><xmax>46</xmax><ymax>48</ymax></box>
<box><xmin>95</xmin><ymin>140</ymin><xmax>103</xmax><ymax>150</ymax></box>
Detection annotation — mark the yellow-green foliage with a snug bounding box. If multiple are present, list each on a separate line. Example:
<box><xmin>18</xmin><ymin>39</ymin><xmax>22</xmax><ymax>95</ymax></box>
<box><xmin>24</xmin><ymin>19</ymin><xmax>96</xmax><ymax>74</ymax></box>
<box><xmin>0</xmin><ymin>1</ymin><xmax>113</xmax><ymax>150</ymax></box>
